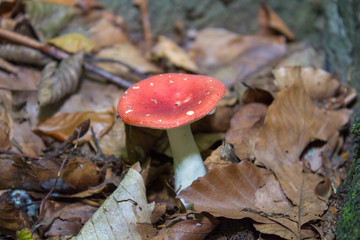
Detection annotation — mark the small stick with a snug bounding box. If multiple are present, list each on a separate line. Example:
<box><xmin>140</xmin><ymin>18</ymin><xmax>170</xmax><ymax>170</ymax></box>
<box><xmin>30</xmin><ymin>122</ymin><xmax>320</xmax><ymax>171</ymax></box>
<box><xmin>133</xmin><ymin>0</ymin><xmax>152</xmax><ymax>57</ymax></box>
<box><xmin>0</xmin><ymin>28</ymin><xmax>133</xmax><ymax>88</ymax></box>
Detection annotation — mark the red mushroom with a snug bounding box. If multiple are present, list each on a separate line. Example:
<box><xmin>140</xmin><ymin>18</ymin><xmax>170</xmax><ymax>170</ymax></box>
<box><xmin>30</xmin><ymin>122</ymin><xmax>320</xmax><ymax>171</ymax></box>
<box><xmin>117</xmin><ymin>73</ymin><xmax>226</xmax><ymax>207</ymax></box>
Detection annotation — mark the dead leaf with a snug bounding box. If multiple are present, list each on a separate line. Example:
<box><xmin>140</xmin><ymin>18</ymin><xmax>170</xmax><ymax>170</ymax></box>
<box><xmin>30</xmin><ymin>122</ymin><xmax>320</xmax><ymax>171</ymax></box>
<box><xmin>73</xmin><ymin>167</ymin><xmax>156</xmax><ymax>240</ymax></box>
<box><xmin>253</xmin><ymin>81</ymin><xmax>341</xmax><ymax>205</ymax></box>
<box><xmin>152</xmin><ymin>35</ymin><xmax>198</xmax><ymax>72</ymax></box>
<box><xmin>88</xmin><ymin>18</ymin><xmax>128</xmax><ymax>49</ymax></box>
<box><xmin>48</xmin><ymin>33</ymin><xmax>96</xmax><ymax>53</ymax></box>
<box><xmin>178</xmin><ymin>161</ymin><xmax>269</xmax><ymax>219</ymax></box>
<box><xmin>35</xmin><ymin>106</ymin><xmax>115</xmax><ymax>143</ymax></box>
<box><xmin>189</xmin><ymin>28</ymin><xmax>286</xmax><ymax>87</ymax></box>
<box><xmin>153</xmin><ymin>214</ymin><xmax>218</xmax><ymax>240</ymax></box>
<box><xmin>258</xmin><ymin>3</ymin><xmax>295</xmax><ymax>41</ymax></box>
<box><xmin>0</xmin><ymin>44</ymin><xmax>52</xmax><ymax>66</ymax></box>
<box><xmin>38</xmin><ymin>52</ymin><xmax>84</xmax><ymax>106</ymax></box>
<box><xmin>95</xmin><ymin>43</ymin><xmax>161</xmax><ymax>75</ymax></box>
<box><xmin>0</xmin><ymin>67</ymin><xmax>40</xmax><ymax>91</ymax></box>
<box><xmin>225</xmin><ymin>103</ymin><xmax>267</xmax><ymax>160</ymax></box>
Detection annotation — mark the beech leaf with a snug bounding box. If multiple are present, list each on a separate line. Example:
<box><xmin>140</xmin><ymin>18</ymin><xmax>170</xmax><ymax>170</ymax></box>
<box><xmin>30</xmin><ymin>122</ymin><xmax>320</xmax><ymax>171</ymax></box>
<box><xmin>34</xmin><ymin>106</ymin><xmax>115</xmax><ymax>143</ymax></box>
<box><xmin>73</xmin><ymin>167</ymin><xmax>155</xmax><ymax>240</ymax></box>
<box><xmin>38</xmin><ymin>52</ymin><xmax>84</xmax><ymax>106</ymax></box>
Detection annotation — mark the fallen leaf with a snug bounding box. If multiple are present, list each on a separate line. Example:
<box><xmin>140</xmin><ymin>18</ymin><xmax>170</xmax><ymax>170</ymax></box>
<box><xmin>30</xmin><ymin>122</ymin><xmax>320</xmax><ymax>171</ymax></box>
<box><xmin>48</xmin><ymin>33</ymin><xmax>96</xmax><ymax>53</ymax></box>
<box><xmin>38</xmin><ymin>52</ymin><xmax>84</xmax><ymax>106</ymax></box>
<box><xmin>152</xmin><ymin>35</ymin><xmax>198</xmax><ymax>72</ymax></box>
<box><xmin>0</xmin><ymin>68</ymin><xmax>40</xmax><ymax>91</ymax></box>
<box><xmin>88</xmin><ymin>18</ymin><xmax>128</xmax><ymax>49</ymax></box>
<box><xmin>34</xmin><ymin>106</ymin><xmax>115</xmax><ymax>143</ymax></box>
<box><xmin>153</xmin><ymin>214</ymin><xmax>218</xmax><ymax>240</ymax></box>
<box><xmin>73</xmin><ymin>167</ymin><xmax>156</xmax><ymax>240</ymax></box>
<box><xmin>95</xmin><ymin>43</ymin><xmax>161</xmax><ymax>75</ymax></box>
<box><xmin>178</xmin><ymin>161</ymin><xmax>269</xmax><ymax>220</ymax></box>
<box><xmin>189</xmin><ymin>28</ymin><xmax>286</xmax><ymax>87</ymax></box>
<box><xmin>225</xmin><ymin>103</ymin><xmax>267</xmax><ymax>160</ymax></box>
<box><xmin>258</xmin><ymin>3</ymin><xmax>295</xmax><ymax>41</ymax></box>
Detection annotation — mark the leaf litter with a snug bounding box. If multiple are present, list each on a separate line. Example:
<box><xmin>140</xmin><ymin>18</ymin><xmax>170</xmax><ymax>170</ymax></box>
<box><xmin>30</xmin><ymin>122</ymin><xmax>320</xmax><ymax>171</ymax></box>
<box><xmin>0</xmin><ymin>1</ymin><xmax>357</xmax><ymax>239</ymax></box>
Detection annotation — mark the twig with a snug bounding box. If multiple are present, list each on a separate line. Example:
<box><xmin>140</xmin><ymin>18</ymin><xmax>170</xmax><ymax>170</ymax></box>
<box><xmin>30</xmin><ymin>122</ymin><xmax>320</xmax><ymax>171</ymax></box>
<box><xmin>133</xmin><ymin>0</ymin><xmax>152</xmax><ymax>57</ymax></box>
<box><xmin>31</xmin><ymin>123</ymin><xmax>84</xmax><ymax>233</ymax></box>
<box><xmin>91</xmin><ymin>126</ymin><xmax>104</xmax><ymax>160</ymax></box>
<box><xmin>0</xmin><ymin>150</ymin><xmax>41</xmax><ymax>160</ymax></box>
<box><xmin>0</xmin><ymin>28</ymin><xmax>133</xmax><ymax>88</ymax></box>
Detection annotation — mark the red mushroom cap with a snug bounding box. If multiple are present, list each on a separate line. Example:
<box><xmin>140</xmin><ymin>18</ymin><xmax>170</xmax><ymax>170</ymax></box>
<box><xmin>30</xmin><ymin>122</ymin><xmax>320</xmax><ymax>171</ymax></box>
<box><xmin>117</xmin><ymin>73</ymin><xmax>226</xmax><ymax>129</ymax></box>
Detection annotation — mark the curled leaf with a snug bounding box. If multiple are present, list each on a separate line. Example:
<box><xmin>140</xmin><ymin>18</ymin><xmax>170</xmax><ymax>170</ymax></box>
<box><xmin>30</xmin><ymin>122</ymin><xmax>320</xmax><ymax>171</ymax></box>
<box><xmin>152</xmin><ymin>35</ymin><xmax>198</xmax><ymax>72</ymax></box>
<box><xmin>38</xmin><ymin>51</ymin><xmax>84</xmax><ymax>106</ymax></box>
<box><xmin>0</xmin><ymin>44</ymin><xmax>52</xmax><ymax>66</ymax></box>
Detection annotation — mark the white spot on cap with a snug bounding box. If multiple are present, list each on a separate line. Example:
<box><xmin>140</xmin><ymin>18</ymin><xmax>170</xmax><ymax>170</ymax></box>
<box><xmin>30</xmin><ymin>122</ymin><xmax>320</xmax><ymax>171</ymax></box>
<box><xmin>125</xmin><ymin>110</ymin><xmax>133</xmax><ymax>114</ymax></box>
<box><xmin>150</xmin><ymin>83</ymin><xmax>154</xmax><ymax>86</ymax></box>
<box><xmin>124</xmin><ymin>90</ymin><xmax>128</xmax><ymax>94</ymax></box>
<box><xmin>159</xmin><ymin>119</ymin><xmax>162</xmax><ymax>122</ymax></box>
<box><xmin>198</xmin><ymin>101</ymin><xmax>202</xmax><ymax>104</ymax></box>
<box><xmin>146</xmin><ymin>114</ymin><xmax>151</xmax><ymax>117</ymax></box>
<box><xmin>168</xmin><ymin>75</ymin><xmax>171</xmax><ymax>78</ymax></box>
<box><xmin>206</xmin><ymin>91</ymin><xmax>210</xmax><ymax>95</ymax></box>
<box><xmin>133</xmin><ymin>86</ymin><xmax>140</xmax><ymax>89</ymax></box>
<box><xmin>151</xmin><ymin>99</ymin><xmax>158</xmax><ymax>104</ymax></box>
<box><xmin>187</xmin><ymin>111</ymin><xmax>194</xmax><ymax>116</ymax></box>
<box><xmin>169</xmin><ymin>80</ymin><xmax>174</xmax><ymax>83</ymax></box>
<box><xmin>184</xmin><ymin>77</ymin><xmax>187</xmax><ymax>80</ymax></box>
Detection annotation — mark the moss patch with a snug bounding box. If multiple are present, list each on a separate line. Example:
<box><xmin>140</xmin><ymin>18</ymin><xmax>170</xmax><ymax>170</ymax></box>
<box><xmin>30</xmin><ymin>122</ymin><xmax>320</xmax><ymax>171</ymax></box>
<box><xmin>336</xmin><ymin>112</ymin><xmax>360</xmax><ymax>239</ymax></box>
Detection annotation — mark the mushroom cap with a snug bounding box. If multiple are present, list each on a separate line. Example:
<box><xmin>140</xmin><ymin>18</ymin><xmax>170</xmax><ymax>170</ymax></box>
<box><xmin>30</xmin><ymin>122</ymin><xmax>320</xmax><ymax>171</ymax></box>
<box><xmin>117</xmin><ymin>73</ymin><xmax>226</xmax><ymax>129</ymax></box>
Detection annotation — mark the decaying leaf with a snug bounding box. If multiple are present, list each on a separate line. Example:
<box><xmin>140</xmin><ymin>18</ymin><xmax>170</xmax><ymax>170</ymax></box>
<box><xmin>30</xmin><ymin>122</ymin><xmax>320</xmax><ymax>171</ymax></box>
<box><xmin>189</xmin><ymin>28</ymin><xmax>286</xmax><ymax>87</ymax></box>
<box><xmin>25</xmin><ymin>0</ymin><xmax>79</xmax><ymax>38</ymax></box>
<box><xmin>152</xmin><ymin>35</ymin><xmax>198</xmax><ymax>72</ymax></box>
<box><xmin>88</xmin><ymin>18</ymin><xmax>128</xmax><ymax>49</ymax></box>
<box><xmin>0</xmin><ymin>203</ymin><xmax>32</xmax><ymax>237</ymax></box>
<box><xmin>37</xmin><ymin>51</ymin><xmax>84</xmax><ymax>106</ymax></box>
<box><xmin>95</xmin><ymin>42</ymin><xmax>161</xmax><ymax>75</ymax></box>
<box><xmin>48</xmin><ymin>33</ymin><xmax>97</xmax><ymax>53</ymax></box>
<box><xmin>0</xmin><ymin>44</ymin><xmax>52</xmax><ymax>66</ymax></box>
<box><xmin>34</xmin><ymin>106</ymin><xmax>115</xmax><ymax>143</ymax></box>
<box><xmin>178</xmin><ymin>161</ymin><xmax>269</xmax><ymax>220</ymax></box>
<box><xmin>273</xmin><ymin>66</ymin><xmax>357</xmax><ymax>109</ymax></box>
<box><xmin>73</xmin><ymin>167</ymin><xmax>155</xmax><ymax>240</ymax></box>
<box><xmin>225</xmin><ymin>103</ymin><xmax>267</xmax><ymax>160</ymax></box>
<box><xmin>258</xmin><ymin>3</ymin><xmax>295</xmax><ymax>41</ymax></box>
<box><xmin>153</xmin><ymin>215</ymin><xmax>218</xmax><ymax>240</ymax></box>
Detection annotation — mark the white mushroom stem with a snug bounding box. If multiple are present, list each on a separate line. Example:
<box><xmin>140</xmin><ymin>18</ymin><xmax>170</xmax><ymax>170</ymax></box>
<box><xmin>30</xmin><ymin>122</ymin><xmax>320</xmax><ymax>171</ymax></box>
<box><xmin>167</xmin><ymin>124</ymin><xmax>206</xmax><ymax>203</ymax></box>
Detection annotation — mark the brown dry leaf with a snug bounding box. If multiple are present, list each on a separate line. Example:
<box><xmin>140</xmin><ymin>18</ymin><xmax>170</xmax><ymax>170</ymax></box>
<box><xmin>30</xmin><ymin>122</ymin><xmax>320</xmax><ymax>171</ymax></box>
<box><xmin>258</xmin><ymin>3</ymin><xmax>295</xmax><ymax>41</ymax></box>
<box><xmin>153</xmin><ymin>215</ymin><xmax>218</xmax><ymax>240</ymax></box>
<box><xmin>39</xmin><ymin>201</ymin><xmax>97</xmax><ymax>237</ymax></box>
<box><xmin>178</xmin><ymin>161</ymin><xmax>270</xmax><ymax>220</ymax></box>
<box><xmin>0</xmin><ymin>67</ymin><xmax>40</xmax><ymax>91</ymax></box>
<box><xmin>98</xmin><ymin>118</ymin><xmax>126</xmax><ymax>158</ymax></box>
<box><xmin>73</xmin><ymin>166</ymin><xmax>156</xmax><ymax>240</ymax></box>
<box><xmin>35</xmin><ymin>106</ymin><xmax>115</xmax><ymax>143</ymax></box>
<box><xmin>0</xmin><ymin>203</ymin><xmax>32</xmax><ymax>237</ymax></box>
<box><xmin>62</xmin><ymin>156</ymin><xmax>101</xmax><ymax>191</ymax></box>
<box><xmin>12</xmin><ymin>120</ymin><xmax>45</xmax><ymax>156</ymax></box>
<box><xmin>88</xmin><ymin>18</ymin><xmax>128</xmax><ymax>49</ymax></box>
<box><xmin>273</xmin><ymin>66</ymin><xmax>357</xmax><ymax>110</ymax></box>
<box><xmin>95</xmin><ymin>43</ymin><xmax>161</xmax><ymax>75</ymax></box>
<box><xmin>253</xmin><ymin>81</ymin><xmax>343</xmax><ymax>204</ymax></box>
<box><xmin>152</xmin><ymin>35</ymin><xmax>198</xmax><ymax>72</ymax></box>
<box><xmin>204</xmin><ymin>145</ymin><xmax>232</xmax><ymax>171</ymax></box>
<box><xmin>0</xmin><ymin>102</ymin><xmax>12</xmax><ymax>151</ymax></box>
<box><xmin>38</xmin><ymin>52</ymin><xmax>84</xmax><ymax>106</ymax></box>
<box><xmin>48</xmin><ymin>33</ymin><xmax>97</xmax><ymax>53</ymax></box>
<box><xmin>225</xmin><ymin>103</ymin><xmax>267</xmax><ymax>160</ymax></box>
<box><xmin>189</xmin><ymin>28</ymin><xmax>286</xmax><ymax>87</ymax></box>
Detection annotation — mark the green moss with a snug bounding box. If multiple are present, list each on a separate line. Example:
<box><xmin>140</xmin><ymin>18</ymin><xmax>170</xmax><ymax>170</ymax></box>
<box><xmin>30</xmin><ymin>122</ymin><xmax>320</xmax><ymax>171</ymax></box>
<box><xmin>336</xmin><ymin>112</ymin><xmax>360</xmax><ymax>240</ymax></box>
